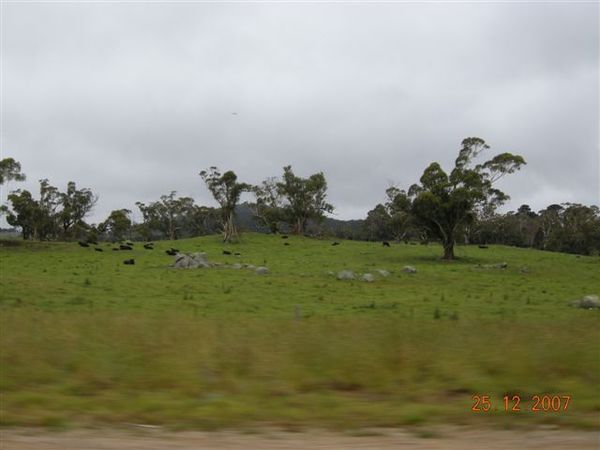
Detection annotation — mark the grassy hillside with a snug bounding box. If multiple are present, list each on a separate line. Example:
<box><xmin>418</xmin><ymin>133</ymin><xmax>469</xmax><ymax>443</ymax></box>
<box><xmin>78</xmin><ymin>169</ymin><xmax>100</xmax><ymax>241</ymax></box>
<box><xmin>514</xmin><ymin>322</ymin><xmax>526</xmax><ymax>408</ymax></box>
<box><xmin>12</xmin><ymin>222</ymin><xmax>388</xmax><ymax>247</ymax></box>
<box><xmin>0</xmin><ymin>234</ymin><xmax>599</xmax><ymax>430</ymax></box>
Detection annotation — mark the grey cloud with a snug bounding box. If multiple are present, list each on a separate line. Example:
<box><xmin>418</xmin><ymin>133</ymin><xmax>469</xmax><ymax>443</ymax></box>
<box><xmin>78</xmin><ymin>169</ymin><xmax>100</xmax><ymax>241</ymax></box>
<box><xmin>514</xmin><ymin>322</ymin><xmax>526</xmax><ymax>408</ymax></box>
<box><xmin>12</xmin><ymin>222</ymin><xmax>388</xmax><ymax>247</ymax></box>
<box><xmin>1</xmin><ymin>2</ymin><xmax>598</xmax><ymax>225</ymax></box>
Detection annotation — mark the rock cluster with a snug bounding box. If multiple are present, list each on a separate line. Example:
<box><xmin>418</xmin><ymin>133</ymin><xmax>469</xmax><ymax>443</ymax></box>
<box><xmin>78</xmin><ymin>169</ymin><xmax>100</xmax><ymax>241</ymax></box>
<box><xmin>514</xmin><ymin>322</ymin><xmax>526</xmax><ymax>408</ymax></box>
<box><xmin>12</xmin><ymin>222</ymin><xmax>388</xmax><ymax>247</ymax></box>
<box><xmin>334</xmin><ymin>269</ymin><xmax>393</xmax><ymax>282</ymax></box>
<box><xmin>171</xmin><ymin>254</ymin><xmax>269</xmax><ymax>274</ymax></box>
<box><xmin>571</xmin><ymin>295</ymin><xmax>600</xmax><ymax>309</ymax></box>
<box><xmin>172</xmin><ymin>253</ymin><xmax>211</xmax><ymax>269</ymax></box>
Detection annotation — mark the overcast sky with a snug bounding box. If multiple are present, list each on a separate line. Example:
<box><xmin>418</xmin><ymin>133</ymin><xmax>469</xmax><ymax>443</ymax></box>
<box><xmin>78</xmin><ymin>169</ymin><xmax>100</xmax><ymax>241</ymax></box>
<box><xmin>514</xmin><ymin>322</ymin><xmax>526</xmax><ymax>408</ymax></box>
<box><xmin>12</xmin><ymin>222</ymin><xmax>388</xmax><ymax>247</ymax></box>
<box><xmin>1</xmin><ymin>1</ymin><xmax>598</xmax><ymax>225</ymax></box>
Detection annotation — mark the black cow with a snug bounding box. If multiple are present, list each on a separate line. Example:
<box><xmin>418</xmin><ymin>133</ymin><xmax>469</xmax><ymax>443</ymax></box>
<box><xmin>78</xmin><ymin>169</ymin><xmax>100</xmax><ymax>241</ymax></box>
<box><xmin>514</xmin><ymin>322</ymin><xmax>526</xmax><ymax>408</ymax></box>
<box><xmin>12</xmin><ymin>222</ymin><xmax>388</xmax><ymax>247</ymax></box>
<box><xmin>165</xmin><ymin>248</ymin><xmax>179</xmax><ymax>256</ymax></box>
<box><xmin>478</xmin><ymin>245</ymin><xmax>489</xmax><ymax>249</ymax></box>
<box><xmin>332</xmin><ymin>242</ymin><xmax>340</xmax><ymax>246</ymax></box>
<box><xmin>126</xmin><ymin>242</ymin><xmax>134</xmax><ymax>246</ymax></box>
<box><xmin>95</xmin><ymin>247</ymin><xmax>103</xmax><ymax>252</ymax></box>
<box><xmin>284</xmin><ymin>242</ymin><xmax>290</xmax><ymax>246</ymax></box>
<box><xmin>281</xmin><ymin>235</ymin><xmax>289</xmax><ymax>239</ymax></box>
<box><xmin>143</xmin><ymin>244</ymin><xmax>154</xmax><ymax>250</ymax></box>
<box><xmin>120</xmin><ymin>245</ymin><xmax>133</xmax><ymax>250</ymax></box>
<box><xmin>223</xmin><ymin>250</ymin><xmax>232</xmax><ymax>255</ymax></box>
<box><xmin>88</xmin><ymin>240</ymin><xmax>98</xmax><ymax>245</ymax></box>
<box><xmin>112</xmin><ymin>248</ymin><xmax>120</xmax><ymax>251</ymax></box>
<box><xmin>382</xmin><ymin>241</ymin><xmax>391</xmax><ymax>247</ymax></box>
<box><xmin>78</xmin><ymin>241</ymin><xmax>90</xmax><ymax>248</ymax></box>
<box><xmin>234</xmin><ymin>252</ymin><xmax>241</xmax><ymax>256</ymax></box>
<box><xmin>123</xmin><ymin>259</ymin><xmax>135</xmax><ymax>265</ymax></box>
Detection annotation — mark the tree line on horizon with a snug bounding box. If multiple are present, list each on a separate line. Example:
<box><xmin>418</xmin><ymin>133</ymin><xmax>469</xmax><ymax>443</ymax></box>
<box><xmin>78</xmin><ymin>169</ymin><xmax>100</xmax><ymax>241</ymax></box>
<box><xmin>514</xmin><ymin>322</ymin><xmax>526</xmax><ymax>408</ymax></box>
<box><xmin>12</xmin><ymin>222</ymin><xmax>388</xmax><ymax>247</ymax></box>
<box><xmin>2</xmin><ymin>138</ymin><xmax>599</xmax><ymax>258</ymax></box>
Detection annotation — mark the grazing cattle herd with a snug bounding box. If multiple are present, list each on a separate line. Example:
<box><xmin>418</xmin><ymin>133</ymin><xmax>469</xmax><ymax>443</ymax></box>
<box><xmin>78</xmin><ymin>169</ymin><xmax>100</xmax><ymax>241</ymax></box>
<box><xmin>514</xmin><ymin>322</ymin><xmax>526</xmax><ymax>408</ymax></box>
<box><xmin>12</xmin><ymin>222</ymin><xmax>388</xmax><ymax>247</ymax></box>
<box><xmin>75</xmin><ymin>237</ymin><xmax>493</xmax><ymax>266</ymax></box>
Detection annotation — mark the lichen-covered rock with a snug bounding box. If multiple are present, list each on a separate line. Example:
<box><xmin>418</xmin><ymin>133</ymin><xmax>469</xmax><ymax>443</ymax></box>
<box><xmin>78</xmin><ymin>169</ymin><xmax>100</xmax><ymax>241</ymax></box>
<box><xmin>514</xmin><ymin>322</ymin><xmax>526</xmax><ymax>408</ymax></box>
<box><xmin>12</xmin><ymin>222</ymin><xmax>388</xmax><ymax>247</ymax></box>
<box><xmin>361</xmin><ymin>273</ymin><xmax>375</xmax><ymax>282</ymax></box>
<box><xmin>173</xmin><ymin>252</ymin><xmax>211</xmax><ymax>269</ymax></box>
<box><xmin>173</xmin><ymin>255</ymin><xmax>191</xmax><ymax>268</ymax></box>
<box><xmin>337</xmin><ymin>270</ymin><xmax>355</xmax><ymax>280</ymax></box>
<box><xmin>572</xmin><ymin>295</ymin><xmax>600</xmax><ymax>309</ymax></box>
<box><xmin>255</xmin><ymin>266</ymin><xmax>269</xmax><ymax>275</ymax></box>
<box><xmin>376</xmin><ymin>269</ymin><xmax>390</xmax><ymax>277</ymax></box>
<box><xmin>401</xmin><ymin>266</ymin><xmax>417</xmax><ymax>274</ymax></box>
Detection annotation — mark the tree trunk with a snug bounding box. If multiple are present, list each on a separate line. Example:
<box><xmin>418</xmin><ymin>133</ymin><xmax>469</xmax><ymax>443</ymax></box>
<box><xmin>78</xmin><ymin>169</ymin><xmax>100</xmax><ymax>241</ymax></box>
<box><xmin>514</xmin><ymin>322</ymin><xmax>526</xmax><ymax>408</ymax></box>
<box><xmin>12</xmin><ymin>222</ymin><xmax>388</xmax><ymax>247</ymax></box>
<box><xmin>442</xmin><ymin>240</ymin><xmax>455</xmax><ymax>260</ymax></box>
<box><xmin>223</xmin><ymin>212</ymin><xmax>238</xmax><ymax>243</ymax></box>
<box><xmin>293</xmin><ymin>217</ymin><xmax>305</xmax><ymax>235</ymax></box>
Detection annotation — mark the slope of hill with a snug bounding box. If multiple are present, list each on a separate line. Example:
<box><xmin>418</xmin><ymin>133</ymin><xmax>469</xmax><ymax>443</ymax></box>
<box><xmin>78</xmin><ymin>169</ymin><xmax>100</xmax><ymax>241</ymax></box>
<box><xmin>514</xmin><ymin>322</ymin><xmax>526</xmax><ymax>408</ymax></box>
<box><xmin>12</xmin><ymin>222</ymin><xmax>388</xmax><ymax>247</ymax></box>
<box><xmin>1</xmin><ymin>234</ymin><xmax>598</xmax><ymax>430</ymax></box>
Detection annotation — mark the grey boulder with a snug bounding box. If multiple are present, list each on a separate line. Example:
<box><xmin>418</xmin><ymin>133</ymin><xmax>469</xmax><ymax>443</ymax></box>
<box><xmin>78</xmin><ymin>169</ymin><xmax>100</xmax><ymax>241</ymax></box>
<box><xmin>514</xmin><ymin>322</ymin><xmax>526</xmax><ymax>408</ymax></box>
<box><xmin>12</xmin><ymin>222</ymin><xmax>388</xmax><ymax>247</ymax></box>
<box><xmin>401</xmin><ymin>266</ymin><xmax>417</xmax><ymax>274</ymax></box>
<box><xmin>173</xmin><ymin>252</ymin><xmax>211</xmax><ymax>269</ymax></box>
<box><xmin>572</xmin><ymin>295</ymin><xmax>600</xmax><ymax>309</ymax></box>
<box><xmin>337</xmin><ymin>270</ymin><xmax>355</xmax><ymax>280</ymax></box>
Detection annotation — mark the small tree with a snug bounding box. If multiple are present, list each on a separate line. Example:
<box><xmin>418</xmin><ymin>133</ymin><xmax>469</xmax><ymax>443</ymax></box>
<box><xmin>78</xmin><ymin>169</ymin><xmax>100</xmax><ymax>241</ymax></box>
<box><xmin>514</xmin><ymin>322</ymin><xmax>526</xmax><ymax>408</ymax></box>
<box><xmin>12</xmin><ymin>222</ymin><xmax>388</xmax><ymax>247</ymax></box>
<box><xmin>252</xmin><ymin>177</ymin><xmax>285</xmax><ymax>233</ymax></box>
<box><xmin>3</xmin><ymin>179</ymin><xmax>96</xmax><ymax>241</ymax></box>
<box><xmin>136</xmin><ymin>192</ymin><xmax>196</xmax><ymax>241</ymax></box>
<box><xmin>58</xmin><ymin>181</ymin><xmax>98</xmax><ymax>239</ymax></box>
<box><xmin>4</xmin><ymin>180</ymin><xmax>59</xmax><ymax>240</ymax></box>
<box><xmin>385</xmin><ymin>186</ymin><xmax>414</xmax><ymax>242</ymax></box>
<box><xmin>363</xmin><ymin>203</ymin><xmax>391</xmax><ymax>241</ymax></box>
<box><xmin>99</xmin><ymin>209</ymin><xmax>132</xmax><ymax>242</ymax></box>
<box><xmin>408</xmin><ymin>137</ymin><xmax>525</xmax><ymax>260</ymax></box>
<box><xmin>3</xmin><ymin>190</ymin><xmax>43</xmax><ymax>239</ymax></box>
<box><xmin>0</xmin><ymin>158</ymin><xmax>26</xmax><ymax>185</ymax></box>
<box><xmin>277</xmin><ymin>165</ymin><xmax>334</xmax><ymax>235</ymax></box>
<box><xmin>200</xmin><ymin>167</ymin><xmax>250</xmax><ymax>242</ymax></box>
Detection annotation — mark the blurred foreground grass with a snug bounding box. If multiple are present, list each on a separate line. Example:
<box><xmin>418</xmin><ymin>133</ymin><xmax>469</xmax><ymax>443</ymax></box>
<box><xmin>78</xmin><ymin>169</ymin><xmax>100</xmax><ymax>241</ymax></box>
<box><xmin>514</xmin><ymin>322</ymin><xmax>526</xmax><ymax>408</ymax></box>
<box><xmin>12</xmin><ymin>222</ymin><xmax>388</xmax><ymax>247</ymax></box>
<box><xmin>1</xmin><ymin>311</ymin><xmax>598</xmax><ymax>429</ymax></box>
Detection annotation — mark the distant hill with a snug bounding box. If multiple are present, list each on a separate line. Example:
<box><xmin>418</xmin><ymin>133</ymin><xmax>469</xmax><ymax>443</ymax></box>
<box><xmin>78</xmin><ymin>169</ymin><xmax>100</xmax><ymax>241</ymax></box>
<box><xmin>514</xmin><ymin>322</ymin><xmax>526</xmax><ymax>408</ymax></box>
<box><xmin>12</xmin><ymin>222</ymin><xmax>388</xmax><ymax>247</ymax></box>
<box><xmin>234</xmin><ymin>203</ymin><xmax>365</xmax><ymax>239</ymax></box>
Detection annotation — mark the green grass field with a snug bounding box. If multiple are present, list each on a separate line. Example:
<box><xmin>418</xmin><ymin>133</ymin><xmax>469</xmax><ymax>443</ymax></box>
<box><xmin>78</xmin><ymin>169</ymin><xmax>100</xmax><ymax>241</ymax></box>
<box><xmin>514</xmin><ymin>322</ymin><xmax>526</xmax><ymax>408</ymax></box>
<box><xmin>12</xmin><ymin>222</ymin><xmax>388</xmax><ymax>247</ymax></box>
<box><xmin>1</xmin><ymin>234</ymin><xmax>599</xmax><ymax>430</ymax></box>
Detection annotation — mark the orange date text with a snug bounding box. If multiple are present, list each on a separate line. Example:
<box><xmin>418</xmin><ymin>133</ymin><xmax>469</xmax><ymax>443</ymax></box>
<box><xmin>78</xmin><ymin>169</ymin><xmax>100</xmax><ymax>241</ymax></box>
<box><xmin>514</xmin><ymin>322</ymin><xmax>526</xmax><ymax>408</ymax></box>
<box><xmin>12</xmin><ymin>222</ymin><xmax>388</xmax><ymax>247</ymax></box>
<box><xmin>471</xmin><ymin>394</ymin><xmax>571</xmax><ymax>413</ymax></box>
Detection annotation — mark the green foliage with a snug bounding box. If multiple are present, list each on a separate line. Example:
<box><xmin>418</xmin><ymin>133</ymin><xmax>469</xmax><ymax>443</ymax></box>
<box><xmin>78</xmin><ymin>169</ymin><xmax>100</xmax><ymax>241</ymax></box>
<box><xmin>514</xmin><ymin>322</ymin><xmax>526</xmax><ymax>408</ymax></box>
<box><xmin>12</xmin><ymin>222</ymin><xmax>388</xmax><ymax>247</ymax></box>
<box><xmin>277</xmin><ymin>165</ymin><xmax>334</xmax><ymax>234</ymax></box>
<box><xmin>4</xmin><ymin>190</ymin><xmax>47</xmax><ymax>240</ymax></box>
<box><xmin>3</xmin><ymin>179</ymin><xmax>96</xmax><ymax>241</ymax></box>
<box><xmin>200</xmin><ymin>167</ymin><xmax>250</xmax><ymax>242</ymax></box>
<box><xmin>364</xmin><ymin>187</ymin><xmax>416</xmax><ymax>242</ymax></box>
<box><xmin>99</xmin><ymin>209</ymin><xmax>132</xmax><ymax>242</ymax></box>
<box><xmin>364</xmin><ymin>203</ymin><xmax>391</xmax><ymax>240</ymax></box>
<box><xmin>408</xmin><ymin>138</ymin><xmax>526</xmax><ymax>259</ymax></box>
<box><xmin>472</xmin><ymin>203</ymin><xmax>600</xmax><ymax>255</ymax></box>
<box><xmin>136</xmin><ymin>192</ymin><xmax>212</xmax><ymax>241</ymax></box>
<box><xmin>0</xmin><ymin>157</ymin><xmax>26</xmax><ymax>185</ymax></box>
<box><xmin>57</xmin><ymin>181</ymin><xmax>98</xmax><ymax>239</ymax></box>
<box><xmin>252</xmin><ymin>177</ymin><xmax>285</xmax><ymax>233</ymax></box>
